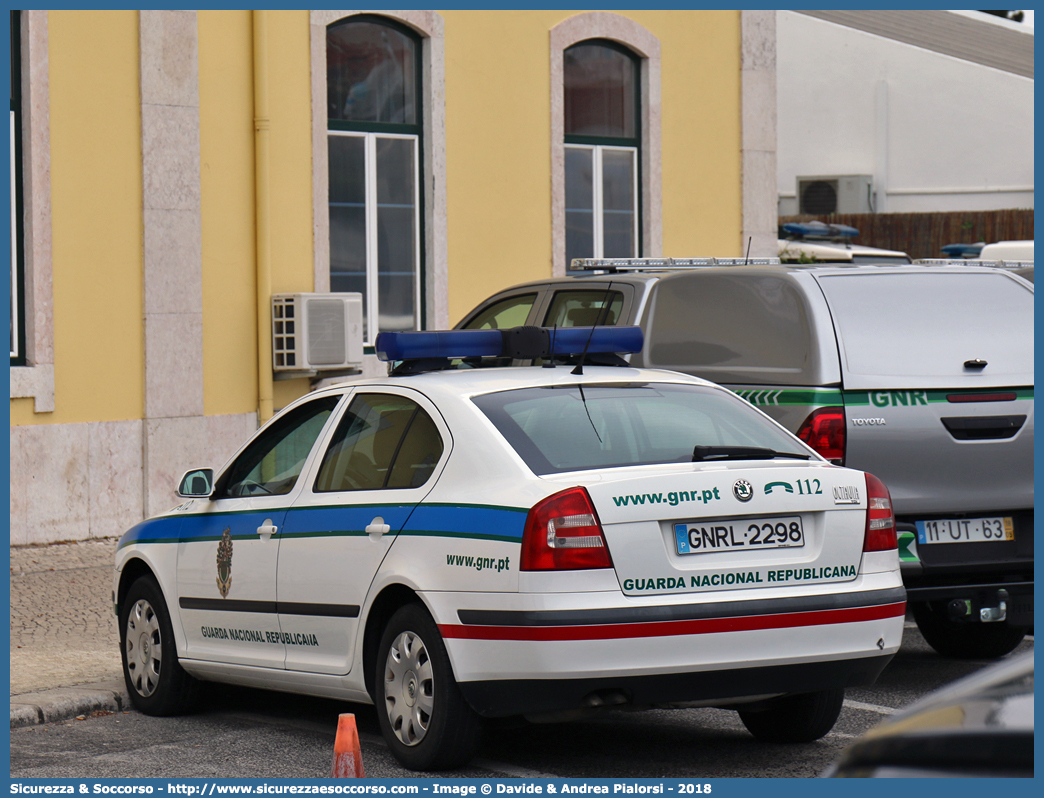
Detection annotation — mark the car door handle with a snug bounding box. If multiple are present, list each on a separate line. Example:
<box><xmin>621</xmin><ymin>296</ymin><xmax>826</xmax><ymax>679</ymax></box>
<box><xmin>366</xmin><ymin>517</ymin><xmax>391</xmax><ymax>539</ymax></box>
<box><xmin>257</xmin><ymin>518</ymin><xmax>278</xmax><ymax>541</ymax></box>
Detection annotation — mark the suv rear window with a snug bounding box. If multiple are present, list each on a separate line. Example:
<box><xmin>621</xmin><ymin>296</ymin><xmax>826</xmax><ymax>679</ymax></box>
<box><xmin>472</xmin><ymin>383</ymin><xmax>804</xmax><ymax>475</ymax></box>
<box><xmin>645</xmin><ymin>273</ymin><xmax>812</xmax><ymax>372</ymax></box>
<box><xmin>816</xmin><ymin>272</ymin><xmax>1033</xmax><ymax>378</ymax></box>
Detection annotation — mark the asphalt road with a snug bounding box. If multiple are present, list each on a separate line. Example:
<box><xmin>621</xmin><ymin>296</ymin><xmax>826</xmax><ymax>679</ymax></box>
<box><xmin>9</xmin><ymin>625</ymin><xmax>1033</xmax><ymax>780</ymax></box>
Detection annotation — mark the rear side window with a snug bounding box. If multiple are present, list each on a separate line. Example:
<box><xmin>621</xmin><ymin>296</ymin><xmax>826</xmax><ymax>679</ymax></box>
<box><xmin>816</xmin><ymin>272</ymin><xmax>1034</xmax><ymax>378</ymax></box>
<box><xmin>315</xmin><ymin>394</ymin><xmax>444</xmax><ymax>491</ymax></box>
<box><xmin>473</xmin><ymin>383</ymin><xmax>803</xmax><ymax>475</ymax></box>
<box><xmin>543</xmin><ymin>290</ymin><xmax>624</xmax><ymax>327</ymax></box>
<box><xmin>646</xmin><ymin>273</ymin><xmax>811</xmax><ymax>372</ymax></box>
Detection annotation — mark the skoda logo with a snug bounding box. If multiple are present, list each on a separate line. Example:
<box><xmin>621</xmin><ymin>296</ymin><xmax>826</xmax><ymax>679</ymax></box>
<box><xmin>733</xmin><ymin>479</ymin><xmax>754</xmax><ymax>502</ymax></box>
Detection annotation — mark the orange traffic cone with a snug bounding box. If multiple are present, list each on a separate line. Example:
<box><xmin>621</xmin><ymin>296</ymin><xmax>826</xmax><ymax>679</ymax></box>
<box><xmin>330</xmin><ymin>713</ymin><xmax>365</xmax><ymax>778</ymax></box>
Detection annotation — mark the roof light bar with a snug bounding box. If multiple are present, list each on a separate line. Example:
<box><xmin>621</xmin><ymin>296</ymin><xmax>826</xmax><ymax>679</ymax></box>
<box><xmin>914</xmin><ymin>259</ymin><xmax>1034</xmax><ymax>268</ymax></box>
<box><xmin>375</xmin><ymin>325</ymin><xmax>644</xmax><ymax>363</ymax></box>
<box><xmin>571</xmin><ymin>257</ymin><xmax>780</xmax><ymax>272</ymax></box>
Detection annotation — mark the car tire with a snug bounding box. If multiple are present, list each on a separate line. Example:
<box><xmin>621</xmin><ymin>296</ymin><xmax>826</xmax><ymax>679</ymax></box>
<box><xmin>375</xmin><ymin>603</ymin><xmax>483</xmax><ymax>771</ymax></box>
<box><xmin>119</xmin><ymin>575</ymin><xmax>200</xmax><ymax>716</ymax></box>
<box><xmin>738</xmin><ymin>688</ymin><xmax>844</xmax><ymax>743</ymax></box>
<box><xmin>912</xmin><ymin>600</ymin><xmax>1027</xmax><ymax>660</ymax></box>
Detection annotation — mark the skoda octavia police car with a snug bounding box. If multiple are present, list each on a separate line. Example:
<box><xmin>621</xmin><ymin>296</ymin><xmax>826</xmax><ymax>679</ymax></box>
<box><xmin>114</xmin><ymin>326</ymin><xmax>905</xmax><ymax>771</ymax></box>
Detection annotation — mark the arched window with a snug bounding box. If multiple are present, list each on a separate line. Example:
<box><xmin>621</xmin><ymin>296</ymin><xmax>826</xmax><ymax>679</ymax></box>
<box><xmin>327</xmin><ymin>16</ymin><xmax>422</xmax><ymax>344</ymax></box>
<box><xmin>564</xmin><ymin>40</ymin><xmax>640</xmax><ymax>265</ymax></box>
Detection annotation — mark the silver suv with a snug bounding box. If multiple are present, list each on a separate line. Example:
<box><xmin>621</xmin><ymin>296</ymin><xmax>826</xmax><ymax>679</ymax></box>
<box><xmin>458</xmin><ymin>259</ymin><xmax>1034</xmax><ymax>659</ymax></box>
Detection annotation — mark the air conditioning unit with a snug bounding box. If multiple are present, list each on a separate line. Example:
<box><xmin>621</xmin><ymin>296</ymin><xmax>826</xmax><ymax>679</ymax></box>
<box><xmin>272</xmin><ymin>293</ymin><xmax>363</xmax><ymax>372</ymax></box>
<box><xmin>797</xmin><ymin>175</ymin><xmax>873</xmax><ymax>215</ymax></box>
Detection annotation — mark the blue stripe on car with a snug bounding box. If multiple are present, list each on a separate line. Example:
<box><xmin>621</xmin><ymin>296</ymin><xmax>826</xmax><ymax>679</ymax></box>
<box><xmin>119</xmin><ymin>502</ymin><xmax>528</xmax><ymax>548</ymax></box>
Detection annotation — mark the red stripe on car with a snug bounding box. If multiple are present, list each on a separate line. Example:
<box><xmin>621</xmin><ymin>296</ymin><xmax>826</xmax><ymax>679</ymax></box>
<box><xmin>440</xmin><ymin>602</ymin><xmax>906</xmax><ymax>642</ymax></box>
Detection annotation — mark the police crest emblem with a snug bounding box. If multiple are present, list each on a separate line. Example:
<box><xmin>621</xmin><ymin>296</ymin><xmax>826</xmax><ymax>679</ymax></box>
<box><xmin>216</xmin><ymin>527</ymin><xmax>233</xmax><ymax>598</ymax></box>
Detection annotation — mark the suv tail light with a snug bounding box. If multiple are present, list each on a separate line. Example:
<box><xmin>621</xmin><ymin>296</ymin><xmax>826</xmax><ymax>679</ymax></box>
<box><xmin>521</xmin><ymin>486</ymin><xmax>613</xmax><ymax>571</ymax></box>
<box><xmin>797</xmin><ymin>406</ymin><xmax>846</xmax><ymax>464</ymax></box>
<box><xmin>863</xmin><ymin>473</ymin><xmax>897</xmax><ymax>552</ymax></box>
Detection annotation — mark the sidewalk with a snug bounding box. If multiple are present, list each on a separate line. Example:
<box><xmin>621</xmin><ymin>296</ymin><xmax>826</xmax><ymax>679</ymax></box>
<box><xmin>10</xmin><ymin>539</ymin><xmax>131</xmax><ymax>728</ymax></box>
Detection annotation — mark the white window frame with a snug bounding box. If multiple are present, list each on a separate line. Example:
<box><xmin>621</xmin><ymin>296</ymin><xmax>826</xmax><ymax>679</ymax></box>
<box><xmin>329</xmin><ymin>130</ymin><xmax>422</xmax><ymax>346</ymax></box>
<box><xmin>311</xmin><ymin>11</ymin><xmax>448</xmax><ymax>345</ymax></box>
<box><xmin>565</xmin><ymin>142</ymin><xmax>639</xmax><ymax>260</ymax></box>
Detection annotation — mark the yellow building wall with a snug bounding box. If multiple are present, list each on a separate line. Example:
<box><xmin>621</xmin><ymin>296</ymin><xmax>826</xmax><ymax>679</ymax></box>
<box><xmin>198</xmin><ymin>10</ymin><xmax>258</xmax><ymax>418</ymax></box>
<box><xmin>441</xmin><ymin>10</ymin><xmax>743</xmax><ymax>324</ymax></box>
<box><xmin>10</xmin><ymin>10</ymin><xmax>144</xmax><ymax>427</ymax></box>
<box><xmin>650</xmin><ymin>10</ymin><xmax>742</xmax><ymax>258</ymax></box>
<box><xmin>441</xmin><ymin>10</ymin><xmax>555</xmax><ymax>325</ymax></box>
<box><xmin>12</xmin><ymin>10</ymin><xmax>743</xmax><ymax>425</ymax></box>
<box><xmin>198</xmin><ymin>10</ymin><xmax>316</xmax><ymax>416</ymax></box>
<box><xmin>264</xmin><ymin>10</ymin><xmax>317</xmax><ymax>411</ymax></box>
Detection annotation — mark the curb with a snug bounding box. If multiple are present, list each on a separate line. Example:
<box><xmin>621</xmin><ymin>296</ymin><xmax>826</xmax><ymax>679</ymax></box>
<box><xmin>10</xmin><ymin>680</ymin><xmax>131</xmax><ymax>729</ymax></box>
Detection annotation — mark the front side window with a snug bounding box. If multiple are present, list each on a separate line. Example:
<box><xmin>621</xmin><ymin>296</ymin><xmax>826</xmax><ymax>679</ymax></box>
<box><xmin>315</xmin><ymin>393</ymin><xmax>443</xmax><ymax>492</ymax></box>
<box><xmin>473</xmin><ymin>383</ymin><xmax>804</xmax><ymax>476</ymax></box>
<box><xmin>460</xmin><ymin>293</ymin><xmax>537</xmax><ymax>330</ymax></box>
<box><xmin>328</xmin><ymin>17</ymin><xmax>422</xmax><ymax>344</ymax></box>
<box><xmin>217</xmin><ymin>396</ymin><xmax>342</xmax><ymax>498</ymax></box>
<box><xmin>10</xmin><ymin>10</ymin><xmax>25</xmax><ymax>364</ymax></box>
<box><xmin>564</xmin><ymin>41</ymin><xmax>639</xmax><ymax>267</ymax></box>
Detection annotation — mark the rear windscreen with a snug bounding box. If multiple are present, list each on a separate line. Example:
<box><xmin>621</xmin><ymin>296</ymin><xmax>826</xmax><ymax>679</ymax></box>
<box><xmin>816</xmin><ymin>272</ymin><xmax>1033</xmax><ymax>378</ymax></box>
<box><xmin>646</xmin><ymin>273</ymin><xmax>812</xmax><ymax>373</ymax></box>
<box><xmin>472</xmin><ymin>383</ymin><xmax>805</xmax><ymax>475</ymax></box>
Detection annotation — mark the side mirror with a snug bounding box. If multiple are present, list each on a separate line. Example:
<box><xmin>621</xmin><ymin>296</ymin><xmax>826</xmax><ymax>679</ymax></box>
<box><xmin>177</xmin><ymin>468</ymin><xmax>214</xmax><ymax>498</ymax></box>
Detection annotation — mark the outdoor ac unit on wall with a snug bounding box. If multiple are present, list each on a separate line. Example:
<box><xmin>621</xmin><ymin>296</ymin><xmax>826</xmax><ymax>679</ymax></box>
<box><xmin>797</xmin><ymin>175</ymin><xmax>873</xmax><ymax>215</ymax></box>
<box><xmin>272</xmin><ymin>293</ymin><xmax>364</xmax><ymax>372</ymax></box>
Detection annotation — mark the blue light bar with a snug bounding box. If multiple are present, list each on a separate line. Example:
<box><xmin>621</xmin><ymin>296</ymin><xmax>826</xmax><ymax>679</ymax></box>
<box><xmin>375</xmin><ymin>326</ymin><xmax>644</xmax><ymax>362</ymax></box>
<box><xmin>782</xmin><ymin>221</ymin><xmax>859</xmax><ymax>240</ymax></box>
<box><xmin>376</xmin><ymin>330</ymin><xmax>503</xmax><ymax>361</ymax></box>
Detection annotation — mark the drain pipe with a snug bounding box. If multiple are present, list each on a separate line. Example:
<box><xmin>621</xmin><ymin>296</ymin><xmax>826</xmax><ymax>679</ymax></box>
<box><xmin>253</xmin><ymin>10</ymin><xmax>274</xmax><ymax>424</ymax></box>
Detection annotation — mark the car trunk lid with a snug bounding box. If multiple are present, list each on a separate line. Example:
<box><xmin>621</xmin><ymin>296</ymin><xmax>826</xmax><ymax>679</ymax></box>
<box><xmin>575</xmin><ymin>463</ymin><xmax>870</xmax><ymax>598</ymax></box>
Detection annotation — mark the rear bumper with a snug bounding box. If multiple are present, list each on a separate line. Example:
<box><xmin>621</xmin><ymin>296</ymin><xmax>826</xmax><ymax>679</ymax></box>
<box><xmin>459</xmin><ymin>654</ymin><xmax>894</xmax><ymax>718</ymax></box>
<box><xmin>431</xmin><ymin>584</ymin><xmax>905</xmax><ymax>718</ymax></box>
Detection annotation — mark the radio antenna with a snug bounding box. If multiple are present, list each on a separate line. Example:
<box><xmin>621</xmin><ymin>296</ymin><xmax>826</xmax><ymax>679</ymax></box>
<box><xmin>543</xmin><ymin>324</ymin><xmax>558</xmax><ymax>368</ymax></box>
<box><xmin>571</xmin><ymin>281</ymin><xmax>614</xmax><ymax>376</ymax></box>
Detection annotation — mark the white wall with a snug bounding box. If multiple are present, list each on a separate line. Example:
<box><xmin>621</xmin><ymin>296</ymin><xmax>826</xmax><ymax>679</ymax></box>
<box><xmin>777</xmin><ymin>11</ymin><xmax>1034</xmax><ymax>216</ymax></box>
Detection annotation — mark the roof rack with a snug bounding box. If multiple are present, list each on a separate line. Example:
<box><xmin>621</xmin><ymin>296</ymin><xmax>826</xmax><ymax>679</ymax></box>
<box><xmin>914</xmin><ymin>259</ymin><xmax>1034</xmax><ymax>269</ymax></box>
<box><xmin>570</xmin><ymin>257</ymin><xmax>781</xmax><ymax>272</ymax></box>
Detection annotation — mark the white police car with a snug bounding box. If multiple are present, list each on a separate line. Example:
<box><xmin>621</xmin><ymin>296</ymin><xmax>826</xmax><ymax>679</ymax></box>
<box><xmin>114</xmin><ymin>326</ymin><xmax>905</xmax><ymax>770</ymax></box>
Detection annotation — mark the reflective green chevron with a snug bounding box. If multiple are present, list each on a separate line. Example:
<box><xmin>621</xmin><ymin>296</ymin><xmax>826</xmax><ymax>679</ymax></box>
<box><xmin>731</xmin><ymin>387</ymin><xmax>843</xmax><ymax>408</ymax></box>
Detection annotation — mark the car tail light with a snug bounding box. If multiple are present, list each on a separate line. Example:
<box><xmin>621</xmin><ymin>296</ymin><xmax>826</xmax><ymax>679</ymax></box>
<box><xmin>796</xmin><ymin>406</ymin><xmax>846</xmax><ymax>464</ymax></box>
<box><xmin>521</xmin><ymin>486</ymin><xmax>613</xmax><ymax>571</ymax></box>
<box><xmin>863</xmin><ymin>473</ymin><xmax>897</xmax><ymax>552</ymax></box>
